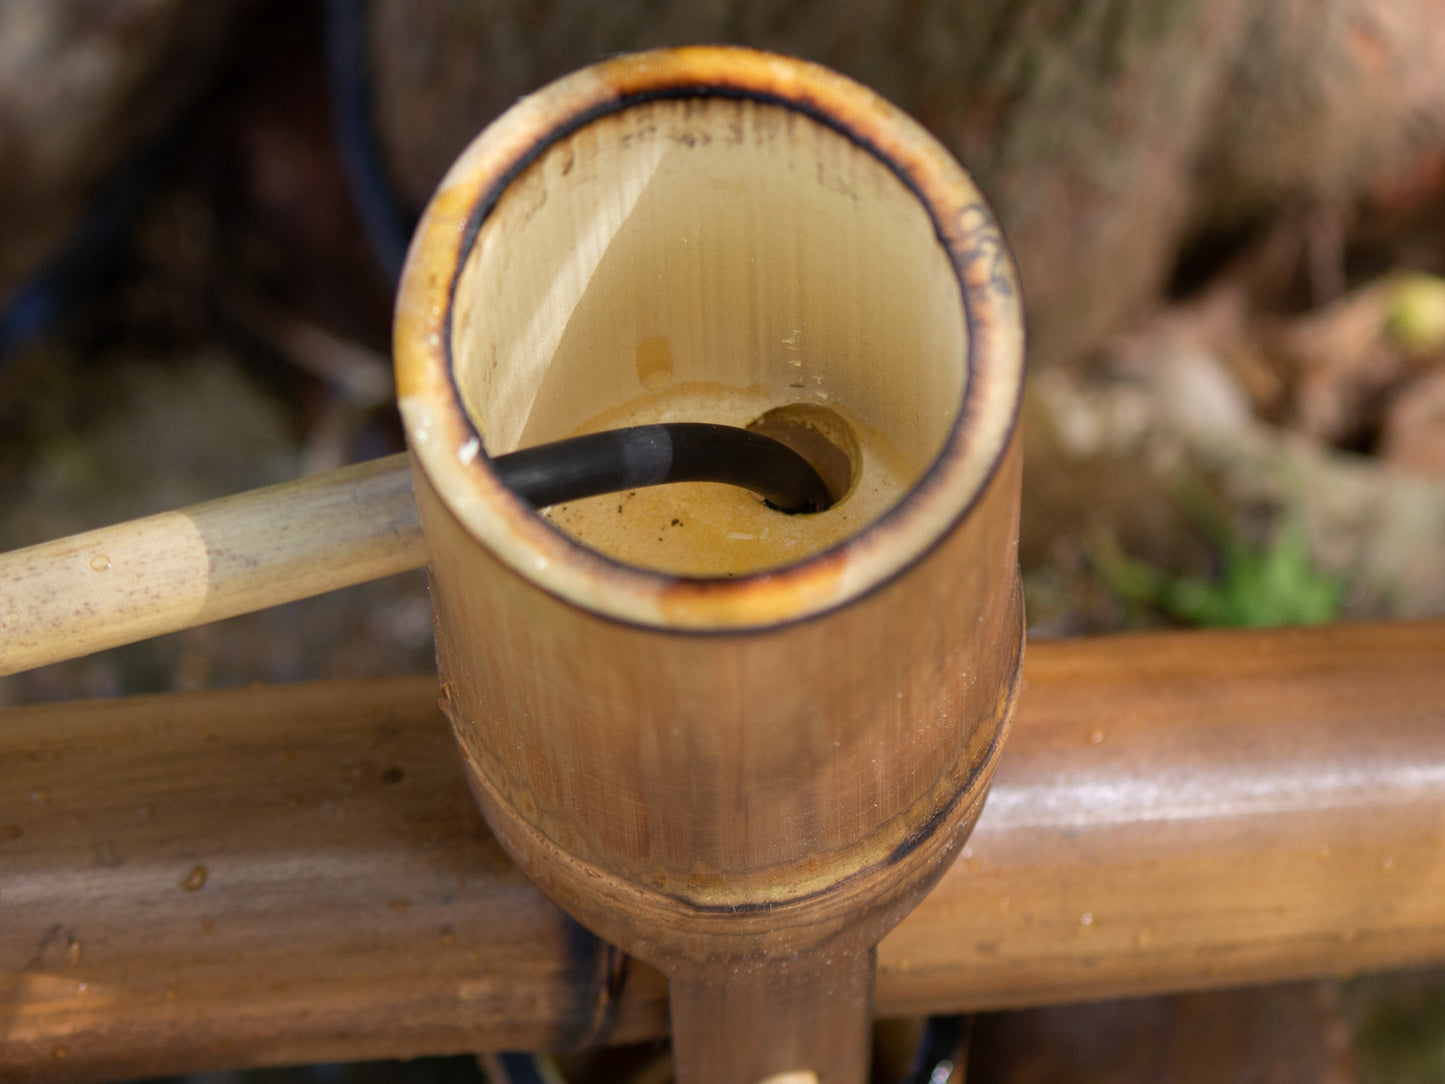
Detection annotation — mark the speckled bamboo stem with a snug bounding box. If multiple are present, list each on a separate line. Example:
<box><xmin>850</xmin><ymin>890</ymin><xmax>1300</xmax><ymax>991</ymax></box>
<box><xmin>0</xmin><ymin>454</ymin><xmax>424</xmax><ymax>677</ymax></box>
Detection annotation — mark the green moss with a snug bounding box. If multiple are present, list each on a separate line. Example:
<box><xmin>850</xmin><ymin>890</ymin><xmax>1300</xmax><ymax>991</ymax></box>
<box><xmin>1092</xmin><ymin>479</ymin><xmax>1343</xmax><ymax>629</ymax></box>
<box><xmin>1353</xmin><ymin>978</ymin><xmax>1445</xmax><ymax>1084</ymax></box>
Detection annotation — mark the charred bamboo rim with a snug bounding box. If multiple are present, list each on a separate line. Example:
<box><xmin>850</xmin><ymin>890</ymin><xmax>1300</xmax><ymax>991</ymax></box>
<box><xmin>395</xmin><ymin>46</ymin><xmax>1024</xmax><ymax>631</ymax></box>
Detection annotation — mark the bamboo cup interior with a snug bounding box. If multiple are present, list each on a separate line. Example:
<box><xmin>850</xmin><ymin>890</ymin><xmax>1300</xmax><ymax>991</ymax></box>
<box><xmin>451</xmin><ymin>96</ymin><xmax>966</xmax><ymax>493</ymax></box>
<box><xmin>398</xmin><ymin>50</ymin><xmax>1023</xmax><ymax>626</ymax></box>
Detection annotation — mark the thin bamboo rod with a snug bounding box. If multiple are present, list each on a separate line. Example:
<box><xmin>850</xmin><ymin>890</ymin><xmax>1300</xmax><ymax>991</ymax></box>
<box><xmin>2</xmin><ymin>622</ymin><xmax>1443</xmax><ymax>1081</ymax></box>
<box><xmin>0</xmin><ymin>454</ymin><xmax>425</xmax><ymax>677</ymax></box>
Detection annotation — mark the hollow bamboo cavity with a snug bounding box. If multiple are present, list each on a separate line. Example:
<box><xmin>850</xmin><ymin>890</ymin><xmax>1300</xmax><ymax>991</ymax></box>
<box><xmin>395</xmin><ymin>47</ymin><xmax>1024</xmax><ymax>1083</ymax></box>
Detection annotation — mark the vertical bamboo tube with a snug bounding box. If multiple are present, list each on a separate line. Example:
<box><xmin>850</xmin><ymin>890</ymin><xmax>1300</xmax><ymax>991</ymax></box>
<box><xmin>394</xmin><ymin>47</ymin><xmax>1024</xmax><ymax>1083</ymax></box>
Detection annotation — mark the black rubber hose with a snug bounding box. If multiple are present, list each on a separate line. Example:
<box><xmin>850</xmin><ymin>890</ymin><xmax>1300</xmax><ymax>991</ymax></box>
<box><xmin>492</xmin><ymin>423</ymin><xmax>833</xmax><ymax>514</ymax></box>
<box><xmin>901</xmin><ymin>1014</ymin><xmax>971</xmax><ymax>1084</ymax></box>
<box><xmin>324</xmin><ymin>0</ymin><xmax>413</xmax><ymax>286</ymax></box>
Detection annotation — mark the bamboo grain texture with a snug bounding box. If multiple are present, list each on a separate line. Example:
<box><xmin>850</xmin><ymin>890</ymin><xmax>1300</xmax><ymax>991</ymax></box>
<box><xmin>0</xmin><ymin>454</ymin><xmax>425</xmax><ymax>677</ymax></box>
<box><xmin>3</xmin><ymin>622</ymin><xmax>1443</xmax><ymax>1080</ymax></box>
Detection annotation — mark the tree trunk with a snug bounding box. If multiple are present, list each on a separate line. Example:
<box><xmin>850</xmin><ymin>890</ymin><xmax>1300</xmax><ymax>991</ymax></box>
<box><xmin>367</xmin><ymin>0</ymin><xmax>1445</xmax><ymax>369</ymax></box>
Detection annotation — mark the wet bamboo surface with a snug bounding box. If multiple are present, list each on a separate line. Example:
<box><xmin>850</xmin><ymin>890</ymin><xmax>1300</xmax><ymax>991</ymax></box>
<box><xmin>3</xmin><ymin>621</ymin><xmax>1444</xmax><ymax>1080</ymax></box>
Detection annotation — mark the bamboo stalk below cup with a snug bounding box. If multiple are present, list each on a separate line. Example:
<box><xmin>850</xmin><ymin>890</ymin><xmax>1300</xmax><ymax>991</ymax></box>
<box><xmin>0</xmin><ymin>454</ymin><xmax>425</xmax><ymax>677</ymax></box>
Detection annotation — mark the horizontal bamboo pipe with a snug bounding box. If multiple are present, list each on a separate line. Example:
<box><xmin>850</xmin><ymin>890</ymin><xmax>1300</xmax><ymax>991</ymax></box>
<box><xmin>2</xmin><ymin>622</ymin><xmax>1444</xmax><ymax>1081</ymax></box>
<box><xmin>0</xmin><ymin>454</ymin><xmax>425</xmax><ymax>676</ymax></box>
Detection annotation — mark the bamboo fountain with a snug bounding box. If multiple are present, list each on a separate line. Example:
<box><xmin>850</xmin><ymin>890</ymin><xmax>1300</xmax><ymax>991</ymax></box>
<box><xmin>392</xmin><ymin>47</ymin><xmax>1024</xmax><ymax>1082</ymax></box>
<box><xmin>0</xmin><ymin>47</ymin><xmax>1023</xmax><ymax>1082</ymax></box>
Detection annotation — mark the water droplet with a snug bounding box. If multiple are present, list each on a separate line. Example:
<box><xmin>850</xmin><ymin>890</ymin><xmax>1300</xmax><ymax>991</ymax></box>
<box><xmin>997</xmin><ymin>896</ymin><xmax>1011</xmax><ymax>912</ymax></box>
<box><xmin>457</xmin><ymin>436</ymin><xmax>480</xmax><ymax>465</ymax></box>
<box><xmin>89</xmin><ymin>554</ymin><xmax>111</xmax><ymax>572</ymax></box>
<box><xmin>1080</xmin><ymin>912</ymin><xmax>1094</xmax><ymax>927</ymax></box>
<box><xmin>30</xmin><ymin>790</ymin><xmax>48</xmax><ymax>807</ymax></box>
<box><xmin>76</xmin><ymin>982</ymin><xmax>88</xmax><ymax>994</ymax></box>
<box><xmin>180</xmin><ymin>865</ymin><xmax>208</xmax><ymax>891</ymax></box>
<box><xmin>1089</xmin><ymin>729</ymin><xmax>1105</xmax><ymax>744</ymax></box>
<box><xmin>66</xmin><ymin>939</ymin><xmax>82</xmax><ymax>967</ymax></box>
<box><xmin>1381</xmin><ymin>855</ymin><xmax>1396</xmax><ymax>871</ymax></box>
<box><xmin>1317</xmin><ymin>844</ymin><xmax>1332</xmax><ymax>860</ymax></box>
<box><xmin>52</xmin><ymin>1046</ymin><xmax>67</xmax><ymax>1060</ymax></box>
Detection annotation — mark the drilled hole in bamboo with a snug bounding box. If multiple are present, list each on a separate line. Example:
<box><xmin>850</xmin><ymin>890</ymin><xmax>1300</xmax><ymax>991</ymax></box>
<box><xmin>746</xmin><ymin>402</ymin><xmax>858</xmax><ymax>505</ymax></box>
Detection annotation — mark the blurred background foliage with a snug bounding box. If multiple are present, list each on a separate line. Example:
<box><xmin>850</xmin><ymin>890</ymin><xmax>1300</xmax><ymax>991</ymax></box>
<box><xmin>2</xmin><ymin>0</ymin><xmax>1444</xmax><ymax>1080</ymax></box>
